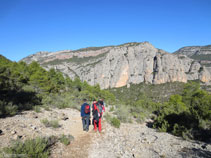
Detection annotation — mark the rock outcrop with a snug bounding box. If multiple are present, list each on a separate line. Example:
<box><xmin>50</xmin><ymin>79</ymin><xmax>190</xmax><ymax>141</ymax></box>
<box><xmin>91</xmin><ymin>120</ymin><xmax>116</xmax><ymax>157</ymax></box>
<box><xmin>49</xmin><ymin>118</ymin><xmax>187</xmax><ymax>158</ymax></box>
<box><xmin>21</xmin><ymin>42</ymin><xmax>211</xmax><ymax>89</ymax></box>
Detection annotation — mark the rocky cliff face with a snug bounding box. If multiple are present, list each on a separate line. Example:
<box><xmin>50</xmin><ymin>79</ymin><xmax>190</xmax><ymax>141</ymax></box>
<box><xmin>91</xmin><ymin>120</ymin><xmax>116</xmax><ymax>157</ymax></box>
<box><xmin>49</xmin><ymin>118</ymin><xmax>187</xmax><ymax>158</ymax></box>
<box><xmin>21</xmin><ymin>42</ymin><xmax>211</xmax><ymax>89</ymax></box>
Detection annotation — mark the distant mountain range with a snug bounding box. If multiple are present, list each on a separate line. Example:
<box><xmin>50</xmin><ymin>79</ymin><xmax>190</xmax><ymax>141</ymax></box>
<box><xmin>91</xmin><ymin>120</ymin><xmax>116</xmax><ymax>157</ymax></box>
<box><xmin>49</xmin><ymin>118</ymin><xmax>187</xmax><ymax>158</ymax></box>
<box><xmin>174</xmin><ymin>45</ymin><xmax>211</xmax><ymax>67</ymax></box>
<box><xmin>21</xmin><ymin>42</ymin><xmax>211</xmax><ymax>89</ymax></box>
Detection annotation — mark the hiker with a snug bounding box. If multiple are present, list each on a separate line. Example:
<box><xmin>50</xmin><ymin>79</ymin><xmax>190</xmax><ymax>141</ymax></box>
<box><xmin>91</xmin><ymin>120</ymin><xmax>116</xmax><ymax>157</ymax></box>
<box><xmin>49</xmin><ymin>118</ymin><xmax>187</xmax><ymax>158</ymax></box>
<box><xmin>101</xmin><ymin>98</ymin><xmax>106</xmax><ymax>109</ymax></box>
<box><xmin>92</xmin><ymin>99</ymin><xmax>102</xmax><ymax>132</ymax></box>
<box><xmin>98</xmin><ymin>99</ymin><xmax>105</xmax><ymax>117</ymax></box>
<box><xmin>81</xmin><ymin>99</ymin><xmax>90</xmax><ymax>132</ymax></box>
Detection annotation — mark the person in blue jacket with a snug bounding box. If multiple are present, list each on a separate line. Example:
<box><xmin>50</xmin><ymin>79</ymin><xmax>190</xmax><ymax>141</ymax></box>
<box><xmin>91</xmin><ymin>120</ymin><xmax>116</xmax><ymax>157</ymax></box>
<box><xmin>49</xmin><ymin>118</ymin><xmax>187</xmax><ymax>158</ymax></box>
<box><xmin>81</xmin><ymin>98</ymin><xmax>90</xmax><ymax>132</ymax></box>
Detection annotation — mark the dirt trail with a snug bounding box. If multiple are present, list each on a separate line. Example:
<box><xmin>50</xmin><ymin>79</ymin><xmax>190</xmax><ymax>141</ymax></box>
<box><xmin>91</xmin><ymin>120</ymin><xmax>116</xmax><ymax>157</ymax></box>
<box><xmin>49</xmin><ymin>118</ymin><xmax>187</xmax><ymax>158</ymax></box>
<box><xmin>60</xmin><ymin>114</ymin><xmax>107</xmax><ymax>158</ymax></box>
<box><xmin>50</xmin><ymin>110</ymin><xmax>99</xmax><ymax>158</ymax></box>
<box><xmin>65</xmin><ymin>114</ymin><xmax>93</xmax><ymax>158</ymax></box>
<box><xmin>0</xmin><ymin>108</ymin><xmax>100</xmax><ymax>158</ymax></box>
<box><xmin>63</xmin><ymin>133</ymin><xmax>92</xmax><ymax>158</ymax></box>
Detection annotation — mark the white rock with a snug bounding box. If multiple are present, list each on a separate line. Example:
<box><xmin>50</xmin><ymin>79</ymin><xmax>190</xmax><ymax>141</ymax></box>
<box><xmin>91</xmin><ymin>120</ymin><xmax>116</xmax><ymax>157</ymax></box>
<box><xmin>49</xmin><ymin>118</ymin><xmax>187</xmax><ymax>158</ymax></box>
<box><xmin>11</xmin><ymin>130</ymin><xmax>16</xmax><ymax>135</ymax></box>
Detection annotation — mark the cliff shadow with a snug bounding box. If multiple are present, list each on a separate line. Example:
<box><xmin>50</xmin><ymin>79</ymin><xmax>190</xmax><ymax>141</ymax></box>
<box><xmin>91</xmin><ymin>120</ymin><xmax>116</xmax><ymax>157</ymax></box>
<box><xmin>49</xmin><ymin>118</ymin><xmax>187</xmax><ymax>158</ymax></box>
<box><xmin>0</xmin><ymin>89</ymin><xmax>41</xmax><ymax>118</ymax></box>
<box><xmin>179</xmin><ymin>147</ymin><xmax>211</xmax><ymax>158</ymax></box>
<box><xmin>146</xmin><ymin>121</ymin><xmax>154</xmax><ymax>128</ymax></box>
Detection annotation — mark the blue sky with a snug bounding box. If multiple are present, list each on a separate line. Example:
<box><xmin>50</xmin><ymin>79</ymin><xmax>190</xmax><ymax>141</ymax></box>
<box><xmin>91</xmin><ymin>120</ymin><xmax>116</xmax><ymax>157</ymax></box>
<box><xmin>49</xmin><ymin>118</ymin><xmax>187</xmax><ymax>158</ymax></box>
<box><xmin>0</xmin><ymin>0</ymin><xmax>211</xmax><ymax>61</ymax></box>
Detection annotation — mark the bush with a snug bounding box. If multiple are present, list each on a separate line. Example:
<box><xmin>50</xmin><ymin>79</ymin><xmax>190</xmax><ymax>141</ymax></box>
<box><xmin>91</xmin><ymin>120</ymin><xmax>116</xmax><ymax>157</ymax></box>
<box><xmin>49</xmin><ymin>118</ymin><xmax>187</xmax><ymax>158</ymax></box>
<box><xmin>41</xmin><ymin>94</ymin><xmax>70</xmax><ymax>109</ymax></box>
<box><xmin>105</xmin><ymin>113</ymin><xmax>121</xmax><ymax>128</ymax></box>
<box><xmin>153</xmin><ymin>82</ymin><xmax>211</xmax><ymax>141</ymax></box>
<box><xmin>109</xmin><ymin>106</ymin><xmax>115</xmax><ymax>112</ymax></box>
<box><xmin>111</xmin><ymin>117</ymin><xmax>121</xmax><ymax>128</ymax></box>
<box><xmin>41</xmin><ymin>93</ymin><xmax>81</xmax><ymax>111</ymax></box>
<box><xmin>33</xmin><ymin>106</ymin><xmax>41</xmax><ymax>113</ymax></box>
<box><xmin>79</xmin><ymin>90</ymin><xmax>96</xmax><ymax>101</ymax></box>
<box><xmin>43</xmin><ymin>105</ymin><xmax>51</xmax><ymax>111</ymax></box>
<box><xmin>129</xmin><ymin>98</ymin><xmax>159</xmax><ymax>123</ymax></box>
<box><xmin>59</xmin><ymin>134</ymin><xmax>74</xmax><ymax>146</ymax></box>
<box><xmin>1</xmin><ymin>136</ymin><xmax>57</xmax><ymax>158</ymax></box>
<box><xmin>41</xmin><ymin>119</ymin><xmax>60</xmax><ymax>128</ymax></box>
<box><xmin>115</xmin><ymin>105</ymin><xmax>131</xmax><ymax>123</ymax></box>
<box><xmin>133</xmin><ymin>112</ymin><xmax>147</xmax><ymax>123</ymax></box>
<box><xmin>4</xmin><ymin>103</ymin><xmax>18</xmax><ymax>116</ymax></box>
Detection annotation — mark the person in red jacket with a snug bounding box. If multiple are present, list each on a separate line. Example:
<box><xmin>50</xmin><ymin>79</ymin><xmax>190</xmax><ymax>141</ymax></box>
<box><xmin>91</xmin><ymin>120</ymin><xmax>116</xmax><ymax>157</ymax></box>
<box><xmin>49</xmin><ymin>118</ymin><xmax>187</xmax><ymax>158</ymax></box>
<box><xmin>92</xmin><ymin>100</ymin><xmax>102</xmax><ymax>132</ymax></box>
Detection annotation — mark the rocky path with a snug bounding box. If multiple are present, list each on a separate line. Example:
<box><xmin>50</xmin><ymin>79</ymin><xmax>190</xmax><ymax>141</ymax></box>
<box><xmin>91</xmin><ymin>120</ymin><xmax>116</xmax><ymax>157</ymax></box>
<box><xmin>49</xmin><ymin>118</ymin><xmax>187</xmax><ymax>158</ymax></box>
<box><xmin>88</xmin><ymin>121</ymin><xmax>211</xmax><ymax>158</ymax></box>
<box><xmin>0</xmin><ymin>108</ymin><xmax>211</xmax><ymax>158</ymax></box>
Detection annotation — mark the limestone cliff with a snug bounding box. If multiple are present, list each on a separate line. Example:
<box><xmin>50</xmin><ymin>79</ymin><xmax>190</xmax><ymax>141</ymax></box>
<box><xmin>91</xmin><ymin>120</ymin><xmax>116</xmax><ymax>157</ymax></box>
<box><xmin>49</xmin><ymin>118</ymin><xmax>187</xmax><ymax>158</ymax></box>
<box><xmin>21</xmin><ymin>42</ymin><xmax>211</xmax><ymax>89</ymax></box>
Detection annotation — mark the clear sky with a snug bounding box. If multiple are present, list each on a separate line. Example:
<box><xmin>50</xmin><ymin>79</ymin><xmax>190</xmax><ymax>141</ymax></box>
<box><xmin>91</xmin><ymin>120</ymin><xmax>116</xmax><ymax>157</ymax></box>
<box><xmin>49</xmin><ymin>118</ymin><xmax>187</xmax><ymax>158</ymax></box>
<box><xmin>0</xmin><ymin>0</ymin><xmax>211</xmax><ymax>61</ymax></box>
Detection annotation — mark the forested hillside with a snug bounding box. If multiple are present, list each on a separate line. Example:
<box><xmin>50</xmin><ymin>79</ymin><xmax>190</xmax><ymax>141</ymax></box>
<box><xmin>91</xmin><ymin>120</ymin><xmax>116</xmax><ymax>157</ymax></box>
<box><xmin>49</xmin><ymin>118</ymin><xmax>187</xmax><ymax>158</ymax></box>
<box><xmin>0</xmin><ymin>55</ymin><xmax>115</xmax><ymax>117</ymax></box>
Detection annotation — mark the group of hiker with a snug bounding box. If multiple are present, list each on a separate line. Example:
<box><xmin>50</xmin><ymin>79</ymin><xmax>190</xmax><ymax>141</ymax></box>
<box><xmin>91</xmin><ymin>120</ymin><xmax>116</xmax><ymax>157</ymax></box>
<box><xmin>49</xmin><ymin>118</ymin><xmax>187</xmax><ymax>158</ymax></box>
<box><xmin>80</xmin><ymin>98</ymin><xmax>105</xmax><ymax>132</ymax></box>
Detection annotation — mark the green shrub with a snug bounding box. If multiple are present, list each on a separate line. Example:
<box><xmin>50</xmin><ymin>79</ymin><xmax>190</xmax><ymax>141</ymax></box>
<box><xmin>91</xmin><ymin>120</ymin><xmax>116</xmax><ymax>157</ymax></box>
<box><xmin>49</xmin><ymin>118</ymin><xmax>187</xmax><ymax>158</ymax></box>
<box><xmin>33</xmin><ymin>106</ymin><xmax>41</xmax><ymax>113</ymax></box>
<box><xmin>79</xmin><ymin>90</ymin><xmax>96</xmax><ymax>101</ymax></box>
<box><xmin>41</xmin><ymin>93</ymin><xmax>81</xmax><ymax>110</ymax></box>
<box><xmin>136</xmin><ymin>112</ymin><xmax>147</xmax><ymax>123</ymax></box>
<box><xmin>115</xmin><ymin>105</ymin><xmax>131</xmax><ymax>123</ymax></box>
<box><xmin>109</xmin><ymin>106</ymin><xmax>115</xmax><ymax>112</ymax></box>
<box><xmin>59</xmin><ymin>134</ymin><xmax>74</xmax><ymax>146</ymax></box>
<box><xmin>41</xmin><ymin>119</ymin><xmax>60</xmax><ymax>128</ymax></box>
<box><xmin>153</xmin><ymin>82</ymin><xmax>211</xmax><ymax>141</ymax></box>
<box><xmin>111</xmin><ymin>117</ymin><xmax>121</xmax><ymax>128</ymax></box>
<box><xmin>43</xmin><ymin>105</ymin><xmax>51</xmax><ymax>111</ymax></box>
<box><xmin>155</xmin><ymin>118</ymin><xmax>169</xmax><ymax>132</ymax></box>
<box><xmin>50</xmin><ymin>120</ymin><xmax>60</xmax><ymax>128</ymax></box>
<box><xmin>41</xmin><ymin>94</ymin><xmax>69</xmax><ymax>109</ymax></box>
<box><xmin>22</xmin><ymin>85</ymin><xmax>36</xmax><ymax>92</ymax></box>
<box><xmin>168</xmin><ymin>95</ymin><xmax>188</xmax><ymax>113</ymax></box>
<box><xmin>41</xmin><ymin>118</ymin><xmax>49</xmax><ymax>127</ymax></box>
<box><xmin>129</xmin><ymin>98</ymin><xmax>159</xmax><ymax>123</ymax></box>
<box><xmin>189</xmin><ymin>90</ymin><xmax>211</xmax><ymax>120</ymax></box>
<box><xmin>105</xmin><ymin>113</ymin><xmax>121</xmax><ymax>128</ymax></box>
<box><xmin>1</xmin><ymin>136</ymin><xmax>57</xmax><ymax>158</ymax></box>
<box><xmin>199</xmin><ymin>119</ymin><xmax>211</xmax><ymax>129</ymax></box>
<box><xmin>4</xmin><ymin>103</ymin><xmax>18</xmax><ymax>116</ymax></box>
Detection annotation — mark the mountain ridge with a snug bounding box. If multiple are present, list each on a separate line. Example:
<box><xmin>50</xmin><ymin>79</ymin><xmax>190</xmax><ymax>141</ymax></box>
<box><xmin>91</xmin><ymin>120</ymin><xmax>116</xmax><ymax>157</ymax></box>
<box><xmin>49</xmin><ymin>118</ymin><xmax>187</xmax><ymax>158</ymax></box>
<box><xmin>21</xmin><ymin>42</ymin><xmax>211</xmax><ymax>89</ymax></box>
<box><xmin>174</xmin><ymin>45</ymin><xmax>211</xmax><ymax>65</ymax></box>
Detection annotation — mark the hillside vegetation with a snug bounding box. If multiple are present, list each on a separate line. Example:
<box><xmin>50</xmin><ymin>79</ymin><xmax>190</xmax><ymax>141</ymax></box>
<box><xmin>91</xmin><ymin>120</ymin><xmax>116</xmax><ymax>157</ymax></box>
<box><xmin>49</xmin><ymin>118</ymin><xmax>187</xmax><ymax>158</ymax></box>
<box><xmin>109</xmin><ymin>82</ymin><xmax>186</xmax><ymax>103</ymax></box>
<box><xmin>0</xmin><ymin>55</ymin><xmax>115</xmax><ymax>117</ymax></box>
<box><xmin>109</xmin><ymin>81</ymin><xmax>211</xmax><ymax>141</ymax></box>
<box><xmin>0</xmin><ymin>55</ymin><xmax>211</xmax><ymax>142</ymax></box>
<box><xmin>153</xmin><ymin>82</ymin><xmax>211</xmax><ymax>141</ymax></box>
<box><xmin>42</xmin><ymin>52</ymin><xmax>108</xmax><ymax>66</ymax></box>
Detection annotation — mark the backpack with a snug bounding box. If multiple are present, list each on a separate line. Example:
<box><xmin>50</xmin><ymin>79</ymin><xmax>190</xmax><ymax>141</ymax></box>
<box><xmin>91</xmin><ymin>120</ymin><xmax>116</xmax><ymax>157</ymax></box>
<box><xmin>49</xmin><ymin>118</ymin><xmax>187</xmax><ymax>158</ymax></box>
<box><xmin>97</xmin><ymin>102</ymin><xmax>103</xmax><ymax>113</ymax></box>
<box><xmin>92</xmin><ymin>103</ymin><xmax>101</xmax><ymax>120</ymax></box>
<box><xmin>93</xmin><ymin>107</ymin><xmax>99</xmax><ymax>122</ymax></box>
<box><xmin>84</xmin><ymin>104</ymin><xmax>90</xmax><ymax>114</ymax></box>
